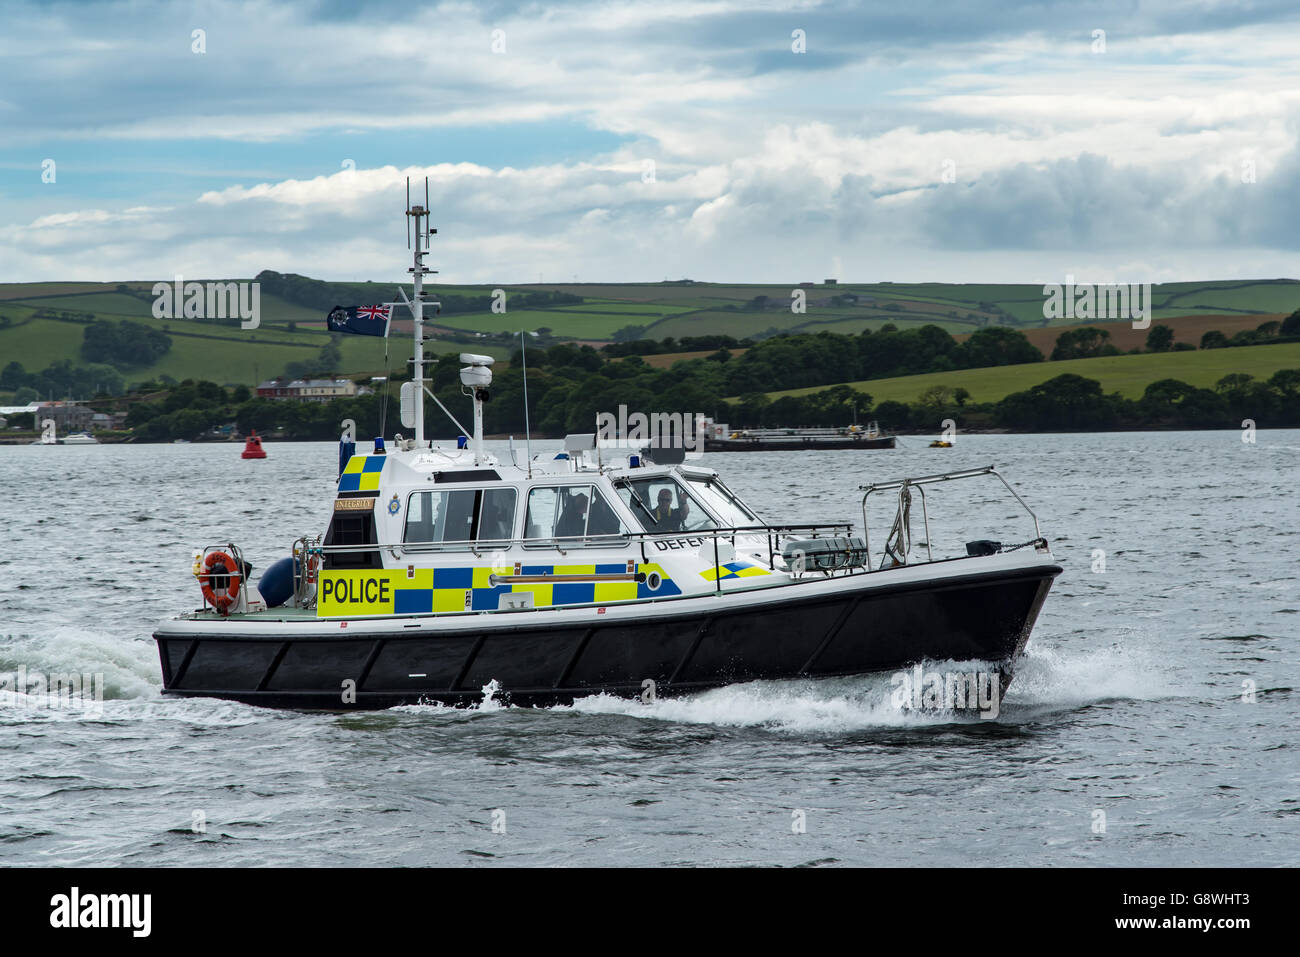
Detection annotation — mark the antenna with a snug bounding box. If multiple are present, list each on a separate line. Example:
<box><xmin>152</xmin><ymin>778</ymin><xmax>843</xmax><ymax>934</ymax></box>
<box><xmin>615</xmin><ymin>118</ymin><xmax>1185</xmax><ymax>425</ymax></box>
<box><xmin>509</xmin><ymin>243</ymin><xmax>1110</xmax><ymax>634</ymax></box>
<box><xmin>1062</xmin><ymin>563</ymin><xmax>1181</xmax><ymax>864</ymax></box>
<box><xmin>402</xmin><ymin>177</ymin><xmax>446</xmax><ymax>449</ymax></box>
<box><xmin>521</xmin><ymin>330</ymin><xmax>533</xmax><ymax>478</ymax></box>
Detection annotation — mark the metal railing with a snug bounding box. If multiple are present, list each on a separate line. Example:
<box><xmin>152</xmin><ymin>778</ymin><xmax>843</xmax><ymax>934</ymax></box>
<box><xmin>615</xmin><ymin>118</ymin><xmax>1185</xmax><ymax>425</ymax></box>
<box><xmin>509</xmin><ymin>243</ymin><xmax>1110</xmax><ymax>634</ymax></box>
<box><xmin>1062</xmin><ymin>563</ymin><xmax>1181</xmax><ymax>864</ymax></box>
<box><xmin>235</xmin><ymin>468</ymin><xmax>1045</xmax><ymax>614</ymax></box>
<box><xmin>280</xmin><ymin>522</ymin><xmax>854</xmax><ymax>603</ymax></box>
<box><xmin>219</xmin><ymin>470</ymin><xmax>1047</xmax><ymax>616</ymax></box>
<box><xmin>859</xmin><ymin>464</ymin><xmax>1043</xmax><ymax>568</ymax></box>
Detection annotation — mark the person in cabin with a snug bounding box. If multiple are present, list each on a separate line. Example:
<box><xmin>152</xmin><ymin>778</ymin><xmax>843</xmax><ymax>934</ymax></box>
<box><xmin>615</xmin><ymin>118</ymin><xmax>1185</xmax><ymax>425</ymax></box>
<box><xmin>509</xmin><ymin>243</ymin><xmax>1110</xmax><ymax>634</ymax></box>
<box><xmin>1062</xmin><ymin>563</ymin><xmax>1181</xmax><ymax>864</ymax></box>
<box><xmin>479</xmin><ymin>497</ymin><xmax>512</xmax><ymax>545</ymax></box>
<box><xmin>554</xmin><ymin>492</ymin><xmax>590</xmax><ymax>540</ymax></box>
<box><xmin>650</xmin><ymin>487</ymin><xmax>690</xmax><ymax>531</ymax></box>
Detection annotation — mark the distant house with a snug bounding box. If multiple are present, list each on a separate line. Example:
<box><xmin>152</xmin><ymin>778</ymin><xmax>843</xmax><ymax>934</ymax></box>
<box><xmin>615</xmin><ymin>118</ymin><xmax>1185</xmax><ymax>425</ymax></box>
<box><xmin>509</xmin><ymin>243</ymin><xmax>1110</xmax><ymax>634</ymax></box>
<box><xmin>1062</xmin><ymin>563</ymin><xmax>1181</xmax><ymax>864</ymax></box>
<box><xmin>257</xmin><ymin>378</ymin><xmax>294</xmax><ymax>399</ymax></box>
<box><xmin>837</xmin><ymin>293</ymin><xmax>874</xmax><ymax>306</ymax></box>
<box><xmin>256</xmin><ymin>377</ymin><xmax>358</xmax><ymax>403</ymax></box>
<box><xmin>824</xmin><ymin>278</ymin><xmax>838</xmax><ymax>285</ymax></box>
<box><xmin>35</xmin><ymin>401</ymin><xmax>94</xmax><ymax>432</ymax></box>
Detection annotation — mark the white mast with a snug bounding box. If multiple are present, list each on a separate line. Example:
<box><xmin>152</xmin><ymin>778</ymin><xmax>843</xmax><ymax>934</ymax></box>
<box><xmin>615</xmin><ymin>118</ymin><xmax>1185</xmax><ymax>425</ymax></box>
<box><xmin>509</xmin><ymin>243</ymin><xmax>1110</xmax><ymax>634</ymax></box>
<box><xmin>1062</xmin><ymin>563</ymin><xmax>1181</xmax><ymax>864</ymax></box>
<box><xmin>405</xmin><ymin>179</ymin><xmax>436</xmax><ymax>447</ymax></box>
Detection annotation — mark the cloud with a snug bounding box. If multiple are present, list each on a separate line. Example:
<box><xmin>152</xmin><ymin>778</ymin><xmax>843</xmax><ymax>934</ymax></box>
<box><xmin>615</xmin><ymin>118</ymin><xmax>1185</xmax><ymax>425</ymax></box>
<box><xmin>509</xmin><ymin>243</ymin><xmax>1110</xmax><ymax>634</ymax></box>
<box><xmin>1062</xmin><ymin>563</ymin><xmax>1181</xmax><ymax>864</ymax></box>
<box><xmin>4</xmin><ymin>0</ymin><xmax>1300</xmax><ymax>282</ymax></box>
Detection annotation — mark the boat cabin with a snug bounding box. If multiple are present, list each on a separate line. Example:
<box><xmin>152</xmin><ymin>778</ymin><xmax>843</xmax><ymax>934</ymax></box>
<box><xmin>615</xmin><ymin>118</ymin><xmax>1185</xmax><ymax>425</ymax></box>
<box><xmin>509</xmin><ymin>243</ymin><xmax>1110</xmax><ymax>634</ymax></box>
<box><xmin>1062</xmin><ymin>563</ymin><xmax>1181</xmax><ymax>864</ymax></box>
<box><xmin>315</xmin><ymin>439</ymin><xmax>791</xmax><ymax>619</ymax></box>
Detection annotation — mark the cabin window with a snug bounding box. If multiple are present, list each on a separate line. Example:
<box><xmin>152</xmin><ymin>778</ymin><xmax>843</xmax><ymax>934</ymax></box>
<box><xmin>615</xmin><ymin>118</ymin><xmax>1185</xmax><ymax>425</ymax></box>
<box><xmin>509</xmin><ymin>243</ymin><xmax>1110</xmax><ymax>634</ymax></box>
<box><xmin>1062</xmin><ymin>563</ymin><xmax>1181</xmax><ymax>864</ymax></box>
<box><xmin>524</xmin><ymin>484</ymin><xmax>628</xmax><ymax>547</ymax></box>
<box><xmin>404</xmin><ymin>488</ymin><xmax>517</xmax><ymax>548</ymax></box>
<box><xmin>684</xmin><ymin>475</ymin><xmax>760</xmax><ymax>527</ymax></box>
<box><xmin>614</xmin><ymin>476</ymin><xmax>717</xmax><ymax>533</ymax></box>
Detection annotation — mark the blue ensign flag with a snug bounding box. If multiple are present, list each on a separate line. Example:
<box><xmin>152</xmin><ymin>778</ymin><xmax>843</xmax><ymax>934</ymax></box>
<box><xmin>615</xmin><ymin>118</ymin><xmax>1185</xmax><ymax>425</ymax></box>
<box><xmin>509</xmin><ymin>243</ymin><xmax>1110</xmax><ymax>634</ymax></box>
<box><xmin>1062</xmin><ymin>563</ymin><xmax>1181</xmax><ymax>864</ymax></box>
<box><xmin>325</xmin><ymin>304</ymin><xmax>392</xmax><ymax>337</ymax></box>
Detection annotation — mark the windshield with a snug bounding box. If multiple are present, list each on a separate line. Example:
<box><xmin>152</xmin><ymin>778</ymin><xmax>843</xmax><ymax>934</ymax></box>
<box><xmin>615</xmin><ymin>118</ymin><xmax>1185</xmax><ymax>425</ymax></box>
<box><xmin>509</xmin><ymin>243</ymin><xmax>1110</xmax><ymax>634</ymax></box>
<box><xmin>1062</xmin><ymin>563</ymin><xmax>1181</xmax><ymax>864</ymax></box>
<box><xmin>685</xmin><ymin>474</ymin><xmax>760</xmax><ymax>527</ymax></box>
<box><xmin>615</xmin><ymin>476</ymin><xmax>717</xmax><ymax>533</ymax></box>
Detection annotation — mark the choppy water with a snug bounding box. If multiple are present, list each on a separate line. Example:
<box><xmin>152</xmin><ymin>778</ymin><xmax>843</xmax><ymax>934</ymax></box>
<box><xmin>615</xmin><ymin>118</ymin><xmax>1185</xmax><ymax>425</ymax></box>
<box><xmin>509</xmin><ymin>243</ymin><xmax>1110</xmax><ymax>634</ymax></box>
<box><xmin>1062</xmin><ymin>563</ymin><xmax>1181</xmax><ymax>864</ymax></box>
<box><xmin>1</xmin><ymin>432</ymin><xmax>1295</xmax><ymax>866</ymax></box>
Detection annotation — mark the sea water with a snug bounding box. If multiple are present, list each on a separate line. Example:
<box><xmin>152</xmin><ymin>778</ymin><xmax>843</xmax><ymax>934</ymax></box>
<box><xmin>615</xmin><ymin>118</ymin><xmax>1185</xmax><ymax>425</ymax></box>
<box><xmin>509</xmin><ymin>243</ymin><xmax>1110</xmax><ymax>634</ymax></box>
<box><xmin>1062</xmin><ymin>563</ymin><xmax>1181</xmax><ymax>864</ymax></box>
<box><xmin>0</xmin><ymin>431</ymin><xmax>1295</xmax><ymax>866</ymax></box>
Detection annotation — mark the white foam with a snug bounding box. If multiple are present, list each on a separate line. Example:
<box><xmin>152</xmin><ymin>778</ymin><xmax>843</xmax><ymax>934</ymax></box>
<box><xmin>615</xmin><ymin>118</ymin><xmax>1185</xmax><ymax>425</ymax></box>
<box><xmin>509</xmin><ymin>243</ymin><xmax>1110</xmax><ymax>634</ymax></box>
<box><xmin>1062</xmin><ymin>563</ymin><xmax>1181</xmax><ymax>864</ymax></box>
<box><xmin>387</xmin><ymin>679</ymin><xmax>507</xmax><ymax>716</ymax></box>
<box><xmin>560</xmin><ymin>677</ymin><xmax>954</xmax><ymax>733</ymax></box>
<box><xmin>0</xmin><ymin>627</ymin><xmax>160</xmax><ymax>701</ymax></box>
<box><xmin>1008</xmin><ymin>641</ymin><xmax>1179</xmax><ymax>709</ymax></box>
<box><xmin>408</xmin><ymin>643</ymin><xmax>1181</xmax><ymax>734</ymax></box>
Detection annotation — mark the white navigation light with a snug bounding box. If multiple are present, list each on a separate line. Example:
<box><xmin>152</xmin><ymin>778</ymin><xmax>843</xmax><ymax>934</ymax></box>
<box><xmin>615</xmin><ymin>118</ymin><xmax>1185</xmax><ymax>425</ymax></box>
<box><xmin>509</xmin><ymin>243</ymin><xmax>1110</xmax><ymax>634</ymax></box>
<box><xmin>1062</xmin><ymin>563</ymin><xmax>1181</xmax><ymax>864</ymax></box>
<box><xmin>459</xmin><ymin>353</ymin><xmax>495</xmax><ymax>388</ymax></box>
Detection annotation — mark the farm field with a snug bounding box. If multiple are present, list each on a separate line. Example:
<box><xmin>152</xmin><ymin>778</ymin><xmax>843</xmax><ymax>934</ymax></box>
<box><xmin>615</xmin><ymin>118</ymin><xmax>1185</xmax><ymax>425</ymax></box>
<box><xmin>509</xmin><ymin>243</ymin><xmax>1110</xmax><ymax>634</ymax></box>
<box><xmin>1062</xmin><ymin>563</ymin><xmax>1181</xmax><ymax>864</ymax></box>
<box><xmin>3</xmin><ymin>273</ymin><xmax>1297</xmax><ymax>391</ymax></box>
<box><xmin>0</xmin><ymin>309</ymin><xmax>506</xmax><ymax>388</ymax></box>
<box><xmin>759</xmin><ymin>342</ymin><xmax>1300</xmax><ymax>405</ymax></box>
<box><xmin>640</xmin><ymin>348</ymin><xmax>749</xmax><ymax>368</ymax></box>
<box><xmin>438</xmin><ymin>309</ymin><xmax>640</xmax><ymax>338</ymax></box>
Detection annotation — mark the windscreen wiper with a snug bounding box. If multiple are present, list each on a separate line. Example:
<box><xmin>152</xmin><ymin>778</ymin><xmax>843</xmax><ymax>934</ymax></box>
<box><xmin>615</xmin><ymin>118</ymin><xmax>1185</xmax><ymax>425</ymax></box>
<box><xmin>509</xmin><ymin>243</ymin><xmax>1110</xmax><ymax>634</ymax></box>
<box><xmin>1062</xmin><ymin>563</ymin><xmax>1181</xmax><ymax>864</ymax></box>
<box><xmin>618</xmin><ymin>481</ymin><xmax>658</xmax><ymax>526</ymax></box>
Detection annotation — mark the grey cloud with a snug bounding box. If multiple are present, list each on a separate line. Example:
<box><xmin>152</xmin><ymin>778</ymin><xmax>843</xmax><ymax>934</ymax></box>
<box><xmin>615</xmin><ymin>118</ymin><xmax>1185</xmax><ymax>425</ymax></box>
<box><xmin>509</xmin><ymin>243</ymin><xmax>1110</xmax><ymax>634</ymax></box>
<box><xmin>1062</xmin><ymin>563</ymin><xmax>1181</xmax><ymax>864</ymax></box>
<box><xmin>908</xmin><ymin>146</ymin><xmax>1300</xmax><ymax>250</ymax></box>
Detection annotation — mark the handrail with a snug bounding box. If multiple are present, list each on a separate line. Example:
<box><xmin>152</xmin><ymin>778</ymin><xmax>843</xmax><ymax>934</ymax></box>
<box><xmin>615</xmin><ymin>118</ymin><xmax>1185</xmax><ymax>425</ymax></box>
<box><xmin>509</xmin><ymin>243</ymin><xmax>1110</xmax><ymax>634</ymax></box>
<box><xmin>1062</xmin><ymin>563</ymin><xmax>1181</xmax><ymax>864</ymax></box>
<box><xmin>859</xmin><ymin>464</ymin><xmax>1042</xmax><ymax>567</ymax></box>
<box><xmin>858</xmin><ymin>463</ymin><xmax>1003</xmax><ymax>493</ymax></box>
<box><xmin>304</xmin><ymin>521</ymin><xmax>852</xmax><ymax>555</ymax></box>
<box><xmin>288</xmin><ymin>522</ymin><xmax>853</xmax><ymax>598</ymax></box>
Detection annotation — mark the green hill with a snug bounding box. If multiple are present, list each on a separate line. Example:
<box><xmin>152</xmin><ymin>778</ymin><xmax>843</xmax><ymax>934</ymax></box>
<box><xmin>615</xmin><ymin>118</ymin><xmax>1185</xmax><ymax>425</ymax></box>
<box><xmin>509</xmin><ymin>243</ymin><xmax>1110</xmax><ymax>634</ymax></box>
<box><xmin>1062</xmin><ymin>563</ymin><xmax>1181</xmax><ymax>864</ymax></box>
<box><xmin>3</xmin><ymin>275</ymin><xmax>1299</xmax><ymax>391</ymax></box>
<box><xmin>758</xmin><ymin>342</ymin><xmax>1300</xmax><ymax>405</ymax></box>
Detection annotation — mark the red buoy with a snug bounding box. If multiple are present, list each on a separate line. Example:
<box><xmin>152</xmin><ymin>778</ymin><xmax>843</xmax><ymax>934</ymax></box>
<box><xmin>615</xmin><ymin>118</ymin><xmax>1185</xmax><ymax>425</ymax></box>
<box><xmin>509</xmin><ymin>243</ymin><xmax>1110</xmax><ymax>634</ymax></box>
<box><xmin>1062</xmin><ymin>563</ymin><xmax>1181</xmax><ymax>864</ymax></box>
<box><xmin>241</xmin><ymin>430</ymin><xmax>267</xmax><ymax>459</ymax></box>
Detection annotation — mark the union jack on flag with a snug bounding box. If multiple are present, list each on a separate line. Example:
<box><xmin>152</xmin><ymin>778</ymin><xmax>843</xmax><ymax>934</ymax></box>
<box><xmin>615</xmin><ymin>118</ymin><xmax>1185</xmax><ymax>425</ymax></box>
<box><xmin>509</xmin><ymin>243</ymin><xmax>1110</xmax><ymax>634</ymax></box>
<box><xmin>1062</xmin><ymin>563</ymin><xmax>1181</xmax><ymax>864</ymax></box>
<box><xmin>325</xmin><ymin>303</ymin><xmax>394</xmax><ymax>337</ymax></box>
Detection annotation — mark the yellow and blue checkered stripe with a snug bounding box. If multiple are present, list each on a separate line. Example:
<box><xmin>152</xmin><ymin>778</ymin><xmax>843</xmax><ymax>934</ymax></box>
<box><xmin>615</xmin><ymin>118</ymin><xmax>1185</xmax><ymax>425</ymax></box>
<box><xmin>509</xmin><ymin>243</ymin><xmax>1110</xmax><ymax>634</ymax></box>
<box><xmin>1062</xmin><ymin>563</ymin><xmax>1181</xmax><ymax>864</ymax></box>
<box><xmin>699</xmin><ymin>561</ymin><xmax>770</xmax><ymax>582</ymax></box>
<box><xmin>338</xmin><ymin>455</ymin><xmax>385</xmax><ymax>492</ymax></box>
<box><xmin>318</xmin><ymin>562</ymin><xmax>682</xmax><ymax>617</ymax></box>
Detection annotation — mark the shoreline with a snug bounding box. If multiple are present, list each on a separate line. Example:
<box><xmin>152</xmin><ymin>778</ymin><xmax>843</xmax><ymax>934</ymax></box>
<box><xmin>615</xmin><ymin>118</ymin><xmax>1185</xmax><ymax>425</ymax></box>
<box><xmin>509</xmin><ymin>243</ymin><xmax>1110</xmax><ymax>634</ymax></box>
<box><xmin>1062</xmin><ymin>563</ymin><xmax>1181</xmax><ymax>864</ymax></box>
<box><xmin>1</xmin><ymin>423</ymin><xmax>1284</xmax><ymax>446</ymax></box>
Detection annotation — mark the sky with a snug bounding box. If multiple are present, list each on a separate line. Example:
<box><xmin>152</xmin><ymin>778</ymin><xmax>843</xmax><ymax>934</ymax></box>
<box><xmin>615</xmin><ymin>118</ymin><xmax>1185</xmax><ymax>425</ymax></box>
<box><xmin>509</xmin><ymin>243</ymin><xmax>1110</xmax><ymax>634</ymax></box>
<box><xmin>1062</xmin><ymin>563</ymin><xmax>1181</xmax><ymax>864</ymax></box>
<box><xmin>2</xmin><ymin>0</ymin><xmax>1300</xmax><ymax>285</ymax></box>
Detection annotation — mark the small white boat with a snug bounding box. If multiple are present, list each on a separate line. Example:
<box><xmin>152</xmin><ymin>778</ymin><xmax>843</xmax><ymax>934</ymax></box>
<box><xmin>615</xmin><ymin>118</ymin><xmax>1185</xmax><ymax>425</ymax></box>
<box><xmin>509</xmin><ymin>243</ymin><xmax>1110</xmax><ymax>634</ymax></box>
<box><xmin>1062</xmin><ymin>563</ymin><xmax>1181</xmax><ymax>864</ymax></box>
<box><xmin>60</xmin><ymin>432</ymin><xmax>99</xmax><ymax>445</ymax></box>
<box><xmin>30</xmin><ymin>421</ymin><xmax>97</xmax><ymax>444</ymax></box>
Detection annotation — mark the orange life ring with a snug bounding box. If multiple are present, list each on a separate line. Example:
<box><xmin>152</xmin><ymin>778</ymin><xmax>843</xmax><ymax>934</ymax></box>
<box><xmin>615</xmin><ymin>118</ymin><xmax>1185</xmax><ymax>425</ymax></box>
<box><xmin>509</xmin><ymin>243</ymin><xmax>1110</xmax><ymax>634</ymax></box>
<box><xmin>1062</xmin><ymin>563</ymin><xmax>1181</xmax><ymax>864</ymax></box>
<box><xmin>199</xmin><ymin>551</ymin><xmax>243</xmax><ymax>615</ymax></box>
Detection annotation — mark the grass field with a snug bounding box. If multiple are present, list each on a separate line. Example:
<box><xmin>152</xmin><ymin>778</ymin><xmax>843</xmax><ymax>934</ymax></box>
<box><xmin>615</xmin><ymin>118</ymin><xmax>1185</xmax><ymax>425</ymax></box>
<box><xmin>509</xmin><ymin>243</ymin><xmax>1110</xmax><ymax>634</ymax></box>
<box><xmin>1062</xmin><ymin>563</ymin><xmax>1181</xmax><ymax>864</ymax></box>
<box><xmin>759</xmin><ymin>342</ymin><xmax>1300</xmax><ymax>405</ymax></box>
<box><xmin>640</xmin><ymin>348</ymin><xmax>749</xmax><ymax>368</ymax></box>
<box><xmin>0</xmin><ymin>308</ymin><xmax>508</xmax><ymax>388</ymax></box>
<box><xmin>438</xmin><ymin>309</ymin><xmax>640</xmax><ymax>338</ymax></box>
<box><xmin>562</xmin><ymin>301</ymin><xmax>698</xmax><ymax>316</ymax></box>
<box><xmin>4</xmin><ymin>274</ymin><xmax>1299</xmax><ymax>390</ymax></box>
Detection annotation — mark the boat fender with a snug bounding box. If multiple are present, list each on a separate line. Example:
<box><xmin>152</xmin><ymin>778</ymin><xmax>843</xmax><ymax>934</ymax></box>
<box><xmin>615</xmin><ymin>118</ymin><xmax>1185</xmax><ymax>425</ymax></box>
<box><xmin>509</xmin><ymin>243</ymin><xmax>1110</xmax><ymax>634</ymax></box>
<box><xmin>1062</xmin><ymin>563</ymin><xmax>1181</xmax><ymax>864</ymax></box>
<box><xmin>258</xmin><ymin>556</ymin><xmax>295</xmax><ymax>609</ymax></box>
<box><xmin>199</xmin><ymin>551</ymin><xmax>244</xmax><ymax>616</ymax></box>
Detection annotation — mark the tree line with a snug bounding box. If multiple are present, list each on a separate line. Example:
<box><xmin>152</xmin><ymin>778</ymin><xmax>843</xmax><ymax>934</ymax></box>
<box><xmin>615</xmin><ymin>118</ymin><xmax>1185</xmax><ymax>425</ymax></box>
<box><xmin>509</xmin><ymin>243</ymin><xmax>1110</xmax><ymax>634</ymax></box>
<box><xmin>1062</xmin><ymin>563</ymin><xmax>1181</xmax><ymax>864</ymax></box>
<box><xmin>65</xmin><ymin>360</ymin><xmax>1300</xmax><ymax>444</ymax></box>
<box><xmin>255</xmin><ymin>271</ymin><xmax>583</xmax><ymax>317</ymax></box>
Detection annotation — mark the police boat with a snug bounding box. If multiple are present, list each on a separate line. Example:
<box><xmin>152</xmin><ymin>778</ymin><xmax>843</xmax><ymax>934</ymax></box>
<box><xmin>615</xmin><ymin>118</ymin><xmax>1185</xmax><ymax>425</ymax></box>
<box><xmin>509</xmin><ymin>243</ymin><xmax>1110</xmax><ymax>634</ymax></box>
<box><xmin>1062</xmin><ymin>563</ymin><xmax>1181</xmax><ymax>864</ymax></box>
<box><xmin>152</xmin><ymin>199</ymin><xmax>1063</xmax><ymax>710</ymax></box>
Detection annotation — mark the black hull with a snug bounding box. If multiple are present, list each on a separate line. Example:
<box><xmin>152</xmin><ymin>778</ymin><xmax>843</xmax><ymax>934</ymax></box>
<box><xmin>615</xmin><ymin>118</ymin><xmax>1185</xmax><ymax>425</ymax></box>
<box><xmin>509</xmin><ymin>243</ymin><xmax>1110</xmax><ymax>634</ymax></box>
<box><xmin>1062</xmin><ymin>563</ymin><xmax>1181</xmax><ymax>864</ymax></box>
<box><xmin>156</xmin><ymin>564</ymin><xmax>1058</xmax><ymax>710</ymax></box>
<box><xmin>706</xmin><ymin>436</ymin><xmax>896</xmax><ymax>451</ymax></box>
